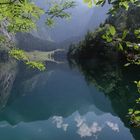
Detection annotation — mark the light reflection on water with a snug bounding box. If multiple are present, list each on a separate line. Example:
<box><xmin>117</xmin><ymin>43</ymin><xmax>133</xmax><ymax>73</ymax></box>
<box><xmin>51</xmin><ymin>112</ymin><xmax>130</xmax><ymax>140</ymax></box>
<box><xmin>0</xmin><ymin>60</ymin><xmax>138</xmax><ymax>140</ymax></box>
<box><xmin>0</xmin><ymin>111</ymin><xmax>133</xmax><ymax>140</ymax></box>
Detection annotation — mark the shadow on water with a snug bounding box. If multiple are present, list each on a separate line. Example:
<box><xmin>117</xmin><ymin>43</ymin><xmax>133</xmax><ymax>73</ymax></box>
<box><xmin>68</xmin><ymin>51</ymin><xmax>140</xmax><ymax>139</ymax></box>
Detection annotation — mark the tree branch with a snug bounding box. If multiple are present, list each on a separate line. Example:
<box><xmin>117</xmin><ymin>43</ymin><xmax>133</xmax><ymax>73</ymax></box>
<box><xmin>0</xmin><ymin>0</ymin><xmax>17</xmax><ymax>5</ymax></box>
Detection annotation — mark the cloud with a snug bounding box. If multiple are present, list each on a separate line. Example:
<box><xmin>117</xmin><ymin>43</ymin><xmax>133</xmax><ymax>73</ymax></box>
<box><xmin>75</xmin><ymin>115</ymin><xmax>102</xmax><ymax>138</ymax></box>
<box><xmin>52</xmin><ymin>116</ymin><xmax>68</xmax><ymax>131</ymax></box>
<box><xmin>106</xmin><ymin>121</ymin><xmax>119</xmax><ymax>132</ymax></box>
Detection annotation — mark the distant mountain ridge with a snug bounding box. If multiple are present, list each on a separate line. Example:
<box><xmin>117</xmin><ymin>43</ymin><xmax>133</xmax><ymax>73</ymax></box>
<box><xmin>16</xmin><ymin>33</ymin><xmax>83</xmax><ymax>51</ymax></box>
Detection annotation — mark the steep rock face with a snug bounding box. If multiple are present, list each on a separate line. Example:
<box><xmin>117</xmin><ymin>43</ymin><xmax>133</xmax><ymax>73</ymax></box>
<box><xmin>0</xmin><ymin>21</ymin><xmax>17</xmax><ymax>109</ymax></box>
<box><xmin>0</xmin><ymin>60</ymin><xmax>17</xmax><ymax>109</ymax></box>
<box><xmin>107</xmin><ymin>5</ymin><xmax>140</xmax><ymax>31</ymax></box>
<box><xmin>0</xmin><ymin>21</ymin><xmax>15</xmax><ymax>60</ymax></box>
<box><xmin>0</xmin><ymin>21</ymin><xmax>15</xmax><ymax>49</ymax></box>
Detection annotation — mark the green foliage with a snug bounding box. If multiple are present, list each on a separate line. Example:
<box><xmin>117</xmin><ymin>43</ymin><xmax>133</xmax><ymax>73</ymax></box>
<box><xmin>46</xmin><ymin>18</ymin><xmax>55</xmax><ymax>27</ymax></box>
<box><xmin>0</xmin><ymin>0</ymin><xmax>75</xmax><ymax>32</ymax></box>
<box><xmin>128</xmin><ymin>108</ymin><xmax>140</xmax><ymax>126</ymax></box>
<box><xmin>122</xmin><ymin>30</ymin><xmax>128</xmax><ymax>40</ymax></box>
<box><xmin>25</xmin><ymin>61</ymin><xmax>45</xmax><ymax>71</ymax></box>
<box><xmin>0</xmin><ymin>0</ymin><xmax>75</xmax><ymax>70</ymax></box>
<box><xmin>9</xmin><ymin>48</ymin><xmax>28</xmax><ymax>61</ymax></box>
<box><xmin>83</xmin><ymin>0</ymin><xmax>140</xmax><ymax>15</ymax></box>
<box><xmin>118</xmin><ymin>43</ymin><xmax>123</xmax><ymax>51</ymax></box>
<box><xmin>83</xmin><ymin>0</ymin><xmax>93</xmax><ymax>7</ymax></box>
<box><xmin>9</xmin><ymin>48</ymin><xmax>46</xmax><ymax>71</ymax></box>
<box><xmin>0</xmin><ymin>35</ymin><xmax>6</xmax><ymax>42</ymax></box>
<box><xmin>70</xmin><ymin>0</ymin><xmax>140</xmax><ymax>127</ymax></box>
<box><xmin>100</xmin><ymin>24</ymin><xmax>140</xmax><ymax>66</ymax></box>
<box><xmin>102</xmin><ymin>25</ymin><xmax>116</xmax><ymax>42</ymax></box>
<box><xmin>124</xmin><ymin>63</ymin><xmax>131</xmax><ymax>67</ymax></box>
<box><xmin>134</xmin><ymin>81</ymin><xmax>140</xmax><ymax>93</ymax></box>
<box><xmin>134</xmin><ymin>29</ymin><xmax>140</xmax><ymax>38</ymax></box>
<box><xmin>128</xmin><ymin>81</ymin><xmax>140</xmax><ymax>126</ymax></box>
<box><xmin>46</xmin><ymin>0</ymin><xmax>76</xmax><ymax>27</ymax></box>
<box><xmin>109</xmin><ymin>25</ymin><xmax>116</xmax><ymax>36</ymax></box>
<box><xmin>0</xmin><ymin>0</ymin><xmax>44</xmax><ymax>33</ymax></box>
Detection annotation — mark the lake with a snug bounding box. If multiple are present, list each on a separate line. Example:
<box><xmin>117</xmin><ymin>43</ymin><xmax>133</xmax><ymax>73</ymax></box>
<box><xmin>0</xmin><ymin>56</ymin><xmax>140</xmax><ymax>140</ymax></box>
<box><xmin>0</xmin><ymin>0</ymin><xmax>140</xmax><ymax>139</ymax></box>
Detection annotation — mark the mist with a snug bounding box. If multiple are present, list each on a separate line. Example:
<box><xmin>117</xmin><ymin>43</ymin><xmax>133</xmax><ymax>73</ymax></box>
<box><xmin>32</xmin><ymin>0</ymin><xmax>111</xmax><ymax>43</ymax></box>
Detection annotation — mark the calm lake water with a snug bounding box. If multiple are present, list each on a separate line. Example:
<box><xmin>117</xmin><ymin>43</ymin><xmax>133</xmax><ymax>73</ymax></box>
<box><xmin>0</xmin><ymin>57</ymin><xmax>140</xmax><ymax>140</ymax></box>
<box><xmin>0</xmin><ymin>1</ymin><xmax>140</xmax><ymax>139</ymax></box>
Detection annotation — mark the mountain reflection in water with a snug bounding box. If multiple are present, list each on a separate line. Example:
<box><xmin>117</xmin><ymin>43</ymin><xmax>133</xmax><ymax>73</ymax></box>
<box><xmin>0</xmin><ymin>54</ymin><xmax>139</xmax><ymax>140</ymax></box>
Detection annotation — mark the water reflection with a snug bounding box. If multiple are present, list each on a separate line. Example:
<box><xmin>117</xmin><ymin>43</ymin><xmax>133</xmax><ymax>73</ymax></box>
<box><xmin>106</xmin><ymin>121</ymin><xmax>119</xmax><ymax>132</ymax></box>
<box><xmin>0</xmin><ymin>111</ymin><xmax>133</xmax><ymax>140</ymax></box>
<box><xmin>75</xmin><ymin>115</ymin><xmax>102</xmax><ymax>138</ymax></box>
<box><xmin>0</xmin><ymin>60</ymin><xmax>17</xmax><ymax>109</ymax></box>
<box><xmin>52</xmin><ymin>116</ymin><xmax>68</xmax><ymax>131</ymax></box>
<box><xmin>69</xmin><ymin>52</ymin><xmax>140</xmax><ymax>139</ymax></box>
<box><xmin>0</xmin><ymin>53</ymin><xmax>139</xmax><ymax>139</ymax></box>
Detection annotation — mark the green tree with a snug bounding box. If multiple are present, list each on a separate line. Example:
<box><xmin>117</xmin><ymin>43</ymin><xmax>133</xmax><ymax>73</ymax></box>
<box><xmin>0</xmin><ymin>0</ymin><xmax>75</xmax><ymax>70</ymax></box>
<box><xmin>83</xmin><ymin>0</ymin><xmax>140</xmax><ymax>126</ymax></box>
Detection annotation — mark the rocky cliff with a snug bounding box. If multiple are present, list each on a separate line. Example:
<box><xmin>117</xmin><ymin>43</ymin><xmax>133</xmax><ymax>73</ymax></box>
<box><xmin>0</xmin><ymin>21</ymin><xmax>17</xmax><ymax>109</ymax></box>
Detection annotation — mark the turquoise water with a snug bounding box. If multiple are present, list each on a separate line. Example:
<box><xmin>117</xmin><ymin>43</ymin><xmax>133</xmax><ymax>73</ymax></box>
<box><xmin>0</xmin><ymin>59</ymin><xmax>139</xmax><ymax>140</ymax></box>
